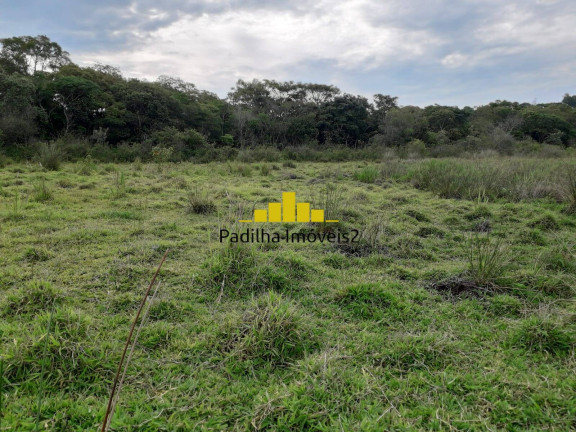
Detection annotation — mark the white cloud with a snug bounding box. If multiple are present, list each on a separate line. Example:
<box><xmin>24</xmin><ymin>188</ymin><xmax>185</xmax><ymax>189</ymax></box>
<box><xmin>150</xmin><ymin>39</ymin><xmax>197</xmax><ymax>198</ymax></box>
<box><xmin>76</xmin><ymin>1</ymin><xmax>442</xmax><ymax>94</ymax></box>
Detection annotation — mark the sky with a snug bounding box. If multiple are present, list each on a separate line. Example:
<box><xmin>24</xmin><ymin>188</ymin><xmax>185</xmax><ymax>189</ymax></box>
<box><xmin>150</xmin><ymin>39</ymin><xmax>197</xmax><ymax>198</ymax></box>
<box><xmin>1</xmin><ymin>0</ymin><xmax>575</xmax><ymax>107</ymax></box>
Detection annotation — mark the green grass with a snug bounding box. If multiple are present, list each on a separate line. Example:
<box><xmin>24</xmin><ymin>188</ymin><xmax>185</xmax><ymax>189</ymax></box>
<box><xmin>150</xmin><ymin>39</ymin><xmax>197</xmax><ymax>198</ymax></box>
<box><xmin>0</xmin><ymin>158</ymin><xmax>575</xmax><ymax>430</ymax></box>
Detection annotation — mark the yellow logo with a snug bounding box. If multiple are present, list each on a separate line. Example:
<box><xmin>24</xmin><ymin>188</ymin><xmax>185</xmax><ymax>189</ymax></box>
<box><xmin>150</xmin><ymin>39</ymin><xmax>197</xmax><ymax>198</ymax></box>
<box><xmin>240</xmin><ymin>192</ymin><xmax>339</xmax><ymax>223</ymax></box>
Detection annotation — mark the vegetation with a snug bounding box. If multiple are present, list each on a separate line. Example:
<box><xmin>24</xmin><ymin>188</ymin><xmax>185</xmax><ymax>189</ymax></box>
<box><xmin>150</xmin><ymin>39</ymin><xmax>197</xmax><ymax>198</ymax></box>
<box><xmin>1</xmin><ymin>157</ymin><xmax>575</xmax><ymax>430</ymax></box>
<box><xmin>1</xmin><ymin>35</ymin><xmax>576</xmax><ymax>166</ymax></box>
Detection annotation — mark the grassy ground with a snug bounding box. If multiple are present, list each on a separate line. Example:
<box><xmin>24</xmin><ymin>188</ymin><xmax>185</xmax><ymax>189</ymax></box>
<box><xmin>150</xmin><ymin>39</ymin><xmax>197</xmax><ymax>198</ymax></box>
<box><xmin>0</xmin><ymin>158</ymin><xmax>575</xmax><ymax>431</ymax></box>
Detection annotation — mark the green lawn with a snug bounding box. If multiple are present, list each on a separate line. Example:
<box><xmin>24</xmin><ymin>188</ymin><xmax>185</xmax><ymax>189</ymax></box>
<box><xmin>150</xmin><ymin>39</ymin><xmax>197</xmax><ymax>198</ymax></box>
<box><xmin>1</xmin><ymin>159</ymin><xmax>575</xmax><ymax>431</ymax></box>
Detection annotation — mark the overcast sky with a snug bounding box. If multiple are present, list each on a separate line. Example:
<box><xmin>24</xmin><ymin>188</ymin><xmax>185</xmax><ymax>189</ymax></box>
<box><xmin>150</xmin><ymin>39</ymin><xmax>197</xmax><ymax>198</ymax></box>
<box><xmin>1</xmin><ymin>0</ymin><xmax>575</xmax><ymax>106</ymax></box>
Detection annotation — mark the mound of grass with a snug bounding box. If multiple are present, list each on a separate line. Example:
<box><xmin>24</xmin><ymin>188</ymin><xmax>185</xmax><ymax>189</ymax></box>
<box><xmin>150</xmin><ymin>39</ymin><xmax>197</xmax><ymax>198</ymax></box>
<box><xmin>335</xmin><ymin>283</ymin><xmax>398</xmax><ymax>320</ymax></box>
<box><xmin>405</xmin><ymin>209</ymin><xmax>430</xmax><ymax>222</ymax></box>
<box><xmin>322</xmin><ymin>252</ymin><xmax>351</xmax><ymax>269</ymax></box>
<box><xmin>510</xmin><ymin>316</ymin><xmax>573</xmax><ymax>355</ymax></box>
<box><xmin>371</xmin><ymin>333</ymin><xmax>455</xmax><ymax>372</ymax></box>
<box><xmin>486</xmin><ymin>294</ymin><xmax>524</xmax><ymax>317</ymax></box>
<box><xmin>5</xmin><ymin>308</ymin><xmax>104</xmax><ymax>388</ymax></box>
<box><xmin>464</xmin><ymin>204</ymin><xmax>492</xmax><ymax>221</ymax></box>
<box><xmin>1</xmin><ymin>280</ymin><xmax>64</xmax><ymax>316</ymax></box>
<box><xmin>202</xmin><ymin>244</ymin><xmax>294</xmax><ymax>296</ymax></box>
<box><xmin>415</xmin><ymin>226</ymin><xmax>445</xmax><ymax>238</ymax></box>
<box><xmin>528</xmin><ymin>213</ymin><xmax>559</xmax><ymax>231</ymax></box>
<box><xmin>22</xmin><ymin>246</ymin><xmax>53</xmax><ymax>262</ymax></box>
<box><xmin>223</xmin><ymin>292</ymin><xmax>316</xmax><ymax>368</ymax></box>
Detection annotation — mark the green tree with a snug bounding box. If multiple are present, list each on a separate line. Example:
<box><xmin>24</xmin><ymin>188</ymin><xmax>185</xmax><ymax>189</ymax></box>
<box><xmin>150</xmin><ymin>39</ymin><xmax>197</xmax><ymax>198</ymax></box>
<box><xmin>0</xmin><ymin>35</ymin><xmax>70</xmax><ymax>75</ymax></box>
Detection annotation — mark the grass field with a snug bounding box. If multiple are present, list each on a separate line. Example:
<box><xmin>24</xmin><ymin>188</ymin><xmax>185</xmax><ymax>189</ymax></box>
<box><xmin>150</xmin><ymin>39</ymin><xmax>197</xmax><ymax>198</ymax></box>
<box><xmin>1</xmin><ymin>158</ymin><xmax>575</xmax><ymax>431</ymax></box>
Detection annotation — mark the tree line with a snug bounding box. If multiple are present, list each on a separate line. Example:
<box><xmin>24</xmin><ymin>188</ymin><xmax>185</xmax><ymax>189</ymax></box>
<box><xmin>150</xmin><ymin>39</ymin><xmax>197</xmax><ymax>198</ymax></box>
<box><xmin>1</xmin><ymin>35</ymin><xmax>576</xmax><ymax>162</ymax></box>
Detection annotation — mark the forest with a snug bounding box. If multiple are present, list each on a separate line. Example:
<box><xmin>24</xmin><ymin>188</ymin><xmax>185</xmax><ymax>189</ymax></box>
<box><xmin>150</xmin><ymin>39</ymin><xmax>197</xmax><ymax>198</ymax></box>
<box><xmin>1</xmin><ymin>34</ymin><xmax>576</xmax><ymax>164</ymax></box>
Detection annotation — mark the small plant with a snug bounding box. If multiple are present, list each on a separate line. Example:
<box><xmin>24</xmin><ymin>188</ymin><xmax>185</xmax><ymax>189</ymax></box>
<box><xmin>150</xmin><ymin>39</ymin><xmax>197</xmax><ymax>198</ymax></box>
<box><xmin>32</xmin><ymin>177</ymin><xmax>53</xmax><ymax>202</ymax></box>
<box><xmin>354</xmin><ymin>166</ymin><xmax>379</xmax><ymax>183</ymax></box>
<box><xmin>466</xmin><ymin>234</ymin><xmax>508</xmax><ymax>286</ymax></box>
<box><xmin>187</xmin><ymin>188</ymin><xmax>217</xmax><ymax>215</ymax></box>
<box><xmin>282</xmin><ymin>160</ymin><xmax>296</xmax><ymax>168</ymax></box>
<box><xmin>36</xmin><ymin>142</ymin><xmax>63</xmax><ymax>171</ymax></box>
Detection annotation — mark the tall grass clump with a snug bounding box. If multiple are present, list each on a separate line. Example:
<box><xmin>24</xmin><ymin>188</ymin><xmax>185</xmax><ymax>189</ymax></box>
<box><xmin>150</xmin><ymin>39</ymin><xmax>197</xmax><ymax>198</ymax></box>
<box><xmin>111</xmin><ymin>171</ymin><xmax>126</xmax><ymax>199</ymax></box>
<box><xmin>36</xmin><ymin>142</ymin><xmax>63</xmax><ymax>171</ymax></box>
<box><xmin>223</xmin><ymin>291</ymin><xmax>316</xmax><ymax>368</ymax></box>
<box><xmin>409</xmin><ymin>158</ymin><xmax>566</xmax><ymax>202</ymax></box>
<box><xmin>32</xmin><ymin>177</ymin><xmax>53</xmax><ymax>202</ymax></box>
<box><xmin>187</xmin><ymin>188</ymin><xmax>217</xmax><ymax>215</ymax></box>
<box><xmin>354</xmin><ymin>166</ymin><xmax>379</xmax><ymax>183</ymax></box>
<box><xmin>564</xmin><ymin>167</ymin><xmax>576</xmax><ymax>213</ymax></box>
<box><xmin>466</xmin><ymin>234</ymin><xmax>509</xmax><ymax>286</ymax></box>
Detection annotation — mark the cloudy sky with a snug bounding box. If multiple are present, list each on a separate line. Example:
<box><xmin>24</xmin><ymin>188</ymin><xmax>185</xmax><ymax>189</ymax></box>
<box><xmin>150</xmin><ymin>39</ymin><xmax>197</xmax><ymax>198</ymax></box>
<box><xmin>1</xmin><ymin>0</ymin><xmax>575</xmax><ymax>106</ymax></box>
